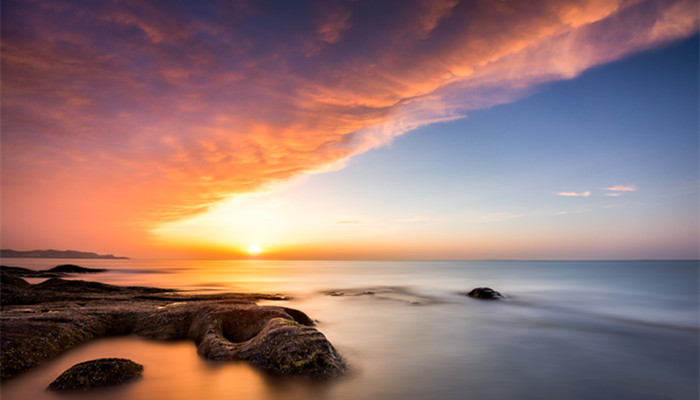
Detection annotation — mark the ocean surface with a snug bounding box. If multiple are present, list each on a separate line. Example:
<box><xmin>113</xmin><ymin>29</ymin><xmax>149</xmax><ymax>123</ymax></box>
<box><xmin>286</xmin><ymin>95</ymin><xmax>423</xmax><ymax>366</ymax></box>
<box><xmin>1</xmin><ymin>259</ymin><xmax>698</xmax><ymax>400</ymax></box>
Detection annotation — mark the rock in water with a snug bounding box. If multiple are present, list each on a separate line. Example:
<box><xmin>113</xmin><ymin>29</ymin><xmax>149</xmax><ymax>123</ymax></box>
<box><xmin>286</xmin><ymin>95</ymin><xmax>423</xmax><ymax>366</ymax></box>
<box><xmin>47</xmin><ymin>358</ymin><xmax>143</xmax><ymax>391</ymax></box>
<box><xmin>467</xmin><ymin>287</ymin><xmax>504</xmax><ymax>300</ymax></box>
<box><xmin>47</xmin><ymin>264</ymin><xmax>107</xmax><ymax>273</ymax></box>
<box><xmin>1</xmin><ymin>276</ymin><xmax>346</xmax><ymax>380</ymax></box>
<box><xmin>189</xmin><ymin>307</ymin><xmax>346</xmax><ymax>379</ymax></box>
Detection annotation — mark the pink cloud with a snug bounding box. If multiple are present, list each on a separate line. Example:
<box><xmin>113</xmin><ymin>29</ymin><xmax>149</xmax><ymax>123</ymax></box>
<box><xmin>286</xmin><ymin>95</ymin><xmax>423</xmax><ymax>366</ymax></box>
<box><xmin>557</xmin><ymin>191</ymin><xmax>592</xmax><ymax>197</ymax></box>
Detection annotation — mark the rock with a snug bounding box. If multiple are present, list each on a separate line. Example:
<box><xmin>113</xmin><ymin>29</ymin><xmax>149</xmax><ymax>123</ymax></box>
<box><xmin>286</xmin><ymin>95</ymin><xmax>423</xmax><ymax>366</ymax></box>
<box><xmin>190</xmin><ymin>307</ymin><xmax>345</xmax><ymax>379</ymax></box>
<box><xmin>0</xmin><ymin>265</ymin><xmax>62</xmax><ymax>278</ymax></box>
<box><xmin>466</xmin><ymin>287</ymin><xmax>504</xmax><ymax>300</ymax></box>
<box><xmin>0</xmin><ymin>277</ymin><xmax>347</xmax><ymax>380</ymax></box>
<box><xmin>0</xmin><ymin>264</ymin><xmax>105</xmax><ymax>279</ymax></box>
<box><xmin>47</xmin><ymin>264</ymin><xmax>107</xmax><ymax>274</ymax></box>
<box><xmin>1</xmin><ymin>271</ymin><xmax>30</xmax><ymax>288</ymax></box>
<box><xmin>325</xmin><ymin>286</ymin><xmax>442</xmax><ymax>305</ymax></box>
<box><xmin>35</xmin><ymin>278</ymin><xmax>123</xmax><ymax>293</ymax></box>
<box><xmin>0</xmin><ymin>266</ymin><xmax>39</xmax><ymax>276</ymax></box>
<box><xmin>47</xmin><ymin>358</ymin><xmax>143</xmax><ymax>391</ymax></box>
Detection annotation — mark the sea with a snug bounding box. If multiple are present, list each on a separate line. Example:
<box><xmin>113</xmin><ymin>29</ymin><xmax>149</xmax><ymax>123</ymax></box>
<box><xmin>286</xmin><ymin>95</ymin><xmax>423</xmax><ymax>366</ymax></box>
<box><xmin>1</xmin><ymin>259</ymin><xmax>698</xmax><ymax>400</ymax></box>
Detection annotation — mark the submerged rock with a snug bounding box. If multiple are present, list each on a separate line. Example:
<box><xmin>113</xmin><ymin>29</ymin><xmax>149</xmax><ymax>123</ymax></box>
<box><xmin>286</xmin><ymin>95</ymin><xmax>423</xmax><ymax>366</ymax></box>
<box><xmin>466</xmin><ymin>287</ymin><xmax>504</xmax><ymax>300</ymax></box>
<box><xmin>47</xmin><ymin>358</ymin><xmax>143</xmax><ymax>391</ymax></box>
<box><xmin>325</xmin><ymin>286</ymin><xmax>442</xmax><ymax>306</ymax></box>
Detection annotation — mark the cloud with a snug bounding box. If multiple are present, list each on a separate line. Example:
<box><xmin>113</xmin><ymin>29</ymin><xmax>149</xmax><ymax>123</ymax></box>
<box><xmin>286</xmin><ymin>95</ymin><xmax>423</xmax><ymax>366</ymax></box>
<box><xmin>2</xmin><ymin>0</ymin><xmax>696</xmax><ymax>249</ymax></box>
<box><xmin>602</xmin><ymin>185</ymin><xmax>636</xmax><ymax>197</ymax></box>
<box><xmin>337</xmin><ymin>220</ymin><xmax>362</xmax><ymax>224</ymax></box>
<box><xmin>557</xmin><ymin>191</ymin><xmax>591</xmax><ymax>197</ymax></box>
<box><xmin>604</xmin><ymin>185</ymin><xmax>637</xmax><ymax>192</ymax></box>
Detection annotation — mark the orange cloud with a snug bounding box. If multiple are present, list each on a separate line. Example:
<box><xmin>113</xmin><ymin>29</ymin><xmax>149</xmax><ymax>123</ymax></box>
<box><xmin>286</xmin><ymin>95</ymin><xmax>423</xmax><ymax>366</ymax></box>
<box><xmin>1</xmin><ymin>0</ymin><xmax>696</xmax><ymax>253</ymax></box>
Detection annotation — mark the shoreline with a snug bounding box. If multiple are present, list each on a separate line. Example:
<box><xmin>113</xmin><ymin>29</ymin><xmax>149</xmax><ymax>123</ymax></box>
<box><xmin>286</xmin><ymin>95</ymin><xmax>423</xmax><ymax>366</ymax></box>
<box><xmin>0</xmin><ymin>265</ymin><xmax>347</xmax><ymax>382</ymax></box>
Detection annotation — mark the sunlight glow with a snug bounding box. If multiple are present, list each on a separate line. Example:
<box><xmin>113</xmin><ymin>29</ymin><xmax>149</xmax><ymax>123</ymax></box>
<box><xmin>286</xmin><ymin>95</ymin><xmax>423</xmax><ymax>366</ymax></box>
<box><xmin>248</xmin><ymin>244</ymin><xmax>262</xmax><ymax>255</ymax></box>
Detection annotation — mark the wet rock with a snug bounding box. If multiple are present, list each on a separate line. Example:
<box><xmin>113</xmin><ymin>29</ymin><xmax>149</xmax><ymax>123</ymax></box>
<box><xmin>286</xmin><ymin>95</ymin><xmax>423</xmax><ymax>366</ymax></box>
<box><xmin>0</xmin><ymin>276</ymin><xmax>347</xmax><ymax>380</ymax></box>
<box><xmin>47</xmin><ymin>358</ymin><xmax>143</xmax><ymax>391</ymax></box>
<box><xmin>467</xmin><ymin>287</ymin><xmax>504</xmax><ymax>300</ymax></box>
<box><xmin>0</xmin><ymin>276</ymin><xmax>173</xmax><ymax>306</ymax></box>
<box><xmin>279</xmin><ymin>306</ymin><xmax>315</xmax><ymax>326</ymax></box>
<box><xmin>190</xmin><ymin>307</ymin><xmax>345</xmax><ymax>379</ymax></box>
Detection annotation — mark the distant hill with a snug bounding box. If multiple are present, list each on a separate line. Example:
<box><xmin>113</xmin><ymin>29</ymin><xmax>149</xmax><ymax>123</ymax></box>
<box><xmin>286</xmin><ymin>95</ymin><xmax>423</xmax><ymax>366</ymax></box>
<box><xmin>0</xmin><ymin>249</ymin><xmax>129</xmax><ymax>259</ymax></box>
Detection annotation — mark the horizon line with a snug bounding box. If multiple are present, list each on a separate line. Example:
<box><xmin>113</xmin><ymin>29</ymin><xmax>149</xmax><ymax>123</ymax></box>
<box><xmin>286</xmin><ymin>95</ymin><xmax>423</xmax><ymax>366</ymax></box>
<box><xmin>2</xmin><ymin>256</ymin><xmax>697</xmax><ymax>262</ymax></box>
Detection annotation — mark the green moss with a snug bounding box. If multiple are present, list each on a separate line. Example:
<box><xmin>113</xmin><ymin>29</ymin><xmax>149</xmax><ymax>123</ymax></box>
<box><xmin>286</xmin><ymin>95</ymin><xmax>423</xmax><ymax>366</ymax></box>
<box><xmin>280</xmin><ymin>319</ymin><xmax>302</xmax><ymax>328</ymax></box>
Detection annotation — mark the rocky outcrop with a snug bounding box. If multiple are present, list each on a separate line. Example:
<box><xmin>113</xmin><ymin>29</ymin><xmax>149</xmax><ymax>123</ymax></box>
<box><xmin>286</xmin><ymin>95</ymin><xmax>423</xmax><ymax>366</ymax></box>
<box><xmin>47</xmin><ymin>358</ymin><xmax>143</xmax><ymax>391</ymax></box>
<box><xmin>46</xmin><ymin>264</ymin><xmax>107</xmax><ymax>273</ymax></box>
<box><xmin>0</xmin><ymin>264</ymin><xmax>107</xmax><ymax>279</ymax></box>
<box><xmin>190</xmin><ymin>307</ymin><xmax>345</xmax><ymax>379</ymax></box>
<box><xmin>1</xmin><ymin>271</ymin><xmax>346</xmax><ymax>381</ymax></box>
<box><xmin>0</xmin><ymin>265</ymin><xmax>63</xmax><ymax>278</ymax></box>
<box><xmin>466</xmin><ymin>287</ymin><xmax>505</xmax><ymax>300</ymax></box>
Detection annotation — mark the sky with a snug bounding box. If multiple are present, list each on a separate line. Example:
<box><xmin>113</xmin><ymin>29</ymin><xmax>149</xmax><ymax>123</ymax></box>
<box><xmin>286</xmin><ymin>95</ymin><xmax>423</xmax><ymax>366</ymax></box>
<box><xmin>1</xmin><ymin>0</ymin><xmax>698</xmax><ymax>260</ymax></box>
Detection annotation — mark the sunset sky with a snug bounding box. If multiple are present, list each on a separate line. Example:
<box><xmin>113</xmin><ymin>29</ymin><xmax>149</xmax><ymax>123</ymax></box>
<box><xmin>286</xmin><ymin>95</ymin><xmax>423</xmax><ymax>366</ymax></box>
<box><xmin>2</xmin><ymin>0</ymin><xmax>698</xmax><ymax>259</ymax></box>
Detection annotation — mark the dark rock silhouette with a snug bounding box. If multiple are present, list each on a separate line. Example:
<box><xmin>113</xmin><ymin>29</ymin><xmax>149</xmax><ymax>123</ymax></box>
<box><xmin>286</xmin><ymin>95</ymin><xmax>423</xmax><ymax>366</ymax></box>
<box><xmin>47</xmin><ymin>264</ymin><xmax>107</xmax><ymax>273</ymax></box>
<box><xmin>466</xmin><ymin>287</ymin><xmax>505</xmax><ymax>300</ymax></box>
<box><xmin>47</xmin><ymin>358</ymin><xmax>143</xmax><ymax>391</ymax></box>
<box><xmin>0</xmin><ymin>264</ymin><xmax>107</xmax><ymax>279</ymax></box>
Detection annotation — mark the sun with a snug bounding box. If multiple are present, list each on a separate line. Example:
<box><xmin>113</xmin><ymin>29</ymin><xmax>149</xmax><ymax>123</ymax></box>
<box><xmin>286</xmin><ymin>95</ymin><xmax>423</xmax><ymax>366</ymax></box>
<box><xmin>248</xmin><ymin>244</ymin><xmax>262</xmax><ymax>256</ymax></box>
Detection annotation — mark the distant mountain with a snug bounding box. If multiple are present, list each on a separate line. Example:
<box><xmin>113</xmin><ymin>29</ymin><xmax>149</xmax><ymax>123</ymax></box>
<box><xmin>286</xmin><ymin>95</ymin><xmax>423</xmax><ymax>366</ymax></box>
<box><xmin>0</xmin><ymin>249</ymin><xmax>129</xmax><ymax>259</ymax></box>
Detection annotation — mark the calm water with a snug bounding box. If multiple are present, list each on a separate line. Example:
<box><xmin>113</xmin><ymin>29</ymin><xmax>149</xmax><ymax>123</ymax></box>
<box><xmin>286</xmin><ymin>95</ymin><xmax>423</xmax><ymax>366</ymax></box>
<box><xmin>1</xmin><ymin>259</ymin><xmax>698</xmax><ymax>399</ymax></box>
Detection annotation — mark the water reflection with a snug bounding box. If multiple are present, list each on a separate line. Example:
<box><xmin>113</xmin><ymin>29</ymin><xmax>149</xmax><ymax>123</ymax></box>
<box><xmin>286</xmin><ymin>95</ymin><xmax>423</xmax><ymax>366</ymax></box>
<box><xmin>1</xmin><ymin>259</ymin><xmax>698</xmax><ymax>399</ymax></box>
<box><xmin>1</xmin><ymin>336</ymin><xmax>330</xmax><ymax>400</ymax></box>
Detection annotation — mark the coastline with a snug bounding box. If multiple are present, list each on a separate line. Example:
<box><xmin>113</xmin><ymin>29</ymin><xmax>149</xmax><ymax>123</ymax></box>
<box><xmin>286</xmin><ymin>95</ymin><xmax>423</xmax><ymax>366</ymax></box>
<box><xmin>0</xmin><ymin>265</ymin><xmax>346</xmax><ymax>382</ymax></box>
